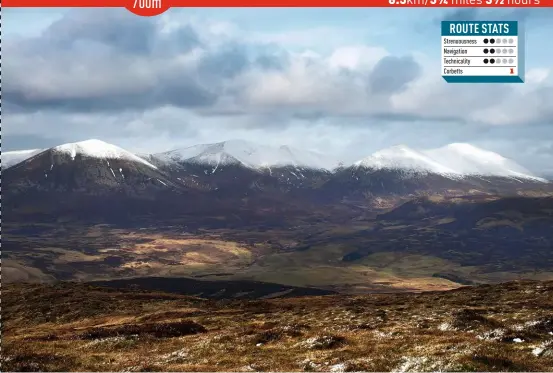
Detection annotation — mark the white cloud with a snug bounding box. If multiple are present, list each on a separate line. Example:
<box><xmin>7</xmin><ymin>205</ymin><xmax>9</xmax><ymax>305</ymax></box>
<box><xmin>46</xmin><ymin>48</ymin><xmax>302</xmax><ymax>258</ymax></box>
<box><xmin>328</xmin><ymin>45</ymin><xmax>388</xmax><ymax>71</ymax></box>
<box><xmin>526</xmin><ymin>68</ymin><xmax>550</xmax><ymax>85</ymax></box>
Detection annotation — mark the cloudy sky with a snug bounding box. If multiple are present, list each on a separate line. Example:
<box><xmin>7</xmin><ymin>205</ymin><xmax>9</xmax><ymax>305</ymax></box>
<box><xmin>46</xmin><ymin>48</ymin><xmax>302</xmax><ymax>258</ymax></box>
<box><xmin>4</xmin><ymin>8</ymin><xmax>553</xmax><ymax>175</ymax></box>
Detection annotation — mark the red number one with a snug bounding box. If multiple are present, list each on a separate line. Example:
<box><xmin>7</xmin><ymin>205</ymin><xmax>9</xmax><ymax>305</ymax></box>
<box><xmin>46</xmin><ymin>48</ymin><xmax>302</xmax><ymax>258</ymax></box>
<box><xmin>510</xmin><ymin>68</ymin><xmax>514</xmax><ymax>74</ymax></box>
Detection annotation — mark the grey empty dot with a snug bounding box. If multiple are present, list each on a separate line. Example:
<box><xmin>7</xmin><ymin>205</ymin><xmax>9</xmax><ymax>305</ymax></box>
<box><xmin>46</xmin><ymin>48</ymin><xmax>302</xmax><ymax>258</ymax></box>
<box><xmin>509</xmin><ymin>38</ymin><xmax>514</xmax><ymax>44</ymax></box>
<box><xmin>503</xmin><ymin>48</ymin><xmax>507</xmax><ymax>54</ymax></box>
<box><xmin>502</xmin><ymin>38</ymin><xmax>507</xmax><ymax>44</ymax></box>
<box><xmin>503</xmin><ymin>59</ymin><xmax>507</xmax><ymax>64</ymax></box>
<box><xmin>509</xmin><ymin>58</ymin><xmax>514</xmax><ymax>64</ymax></box>
<box><xmin>509</xmin><ymin>49</ymin><xmax>514</xmax><ymax>54</ymax></box>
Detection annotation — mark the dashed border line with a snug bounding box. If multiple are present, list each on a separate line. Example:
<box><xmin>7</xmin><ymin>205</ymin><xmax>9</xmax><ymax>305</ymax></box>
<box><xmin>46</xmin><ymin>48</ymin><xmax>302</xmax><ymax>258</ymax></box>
<box><xmin>1</xmin><ymin>0</ymin><xmax>3</xmax><ymax>360</ymax></box>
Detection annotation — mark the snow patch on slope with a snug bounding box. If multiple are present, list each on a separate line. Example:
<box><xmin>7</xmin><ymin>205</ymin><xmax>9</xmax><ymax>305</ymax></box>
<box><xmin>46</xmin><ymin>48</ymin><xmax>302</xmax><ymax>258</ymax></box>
<box><xmin>2</xmin><ymin>149</ymin><xmax>45</xmax><ymax>168</ymax></box>
<box><xmin>355</xmin><ymin>143</ymin><xmax>546</xmax><ymax>181</ymax></box>
<box><xmin>152</xmin><ymin>140</ymin><xmax>338</xmax><ymax>170</ymax></box>
<box><xmin>53</xmin><ymin>139</ymin><xmax>157</xmax><ymax>169</ymax></box>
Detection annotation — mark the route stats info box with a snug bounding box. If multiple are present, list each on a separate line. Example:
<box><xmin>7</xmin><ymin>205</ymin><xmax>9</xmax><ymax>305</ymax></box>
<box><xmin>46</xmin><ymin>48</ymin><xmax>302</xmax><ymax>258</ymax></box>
<box><xmin>441</xmin><ymin>21</ymin><xmax>525</xmax><ymax>83</ymax></box>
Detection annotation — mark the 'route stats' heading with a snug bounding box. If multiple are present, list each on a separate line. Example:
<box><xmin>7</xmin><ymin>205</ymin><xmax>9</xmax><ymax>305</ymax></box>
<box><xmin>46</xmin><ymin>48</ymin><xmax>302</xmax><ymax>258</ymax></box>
<box><xmin>442</xmin><ymin>21</ymin><xmax>517</xmax><ymax>36</ymax></box>
<box><xmin>441</xmin><ymin>21</ymin><xmax>524</xmax><ymax>84</ymax></box>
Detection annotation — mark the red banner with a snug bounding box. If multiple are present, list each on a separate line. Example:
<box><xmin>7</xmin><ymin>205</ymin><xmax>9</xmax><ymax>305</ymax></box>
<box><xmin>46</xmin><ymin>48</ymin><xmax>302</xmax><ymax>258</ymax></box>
<box><xmin>2</xmin><ymin>0</ymin><xmax>549</xmax><ymax>16</ymax></box>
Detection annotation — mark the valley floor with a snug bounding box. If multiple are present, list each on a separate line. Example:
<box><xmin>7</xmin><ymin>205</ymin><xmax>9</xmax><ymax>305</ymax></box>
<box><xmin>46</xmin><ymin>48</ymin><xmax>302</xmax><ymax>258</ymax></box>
<box><xmin>3</xmin><ymin>280</ymin><xmax>553</xmax><ymax>371</ymax></box>
<box><xmin>5</xmin><ymin>219</ymin><xmax>553</xmax><ymax>294</ymax></box>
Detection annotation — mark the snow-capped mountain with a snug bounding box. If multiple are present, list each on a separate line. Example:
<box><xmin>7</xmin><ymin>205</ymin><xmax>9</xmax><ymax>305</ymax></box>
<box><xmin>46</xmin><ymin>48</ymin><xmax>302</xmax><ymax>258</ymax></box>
<box><xmin>4</xmin><ymin>139</ymin><xmax>176</xmax><ymax>194</ymax></box>
<box><xmin>355</xmin><ymin>143</ymin><xmax>546</xmax><ymax>182</ymax></box>
<box><xmin>3</xmin><ymin>140</ymin><xmax>159</xmax><ymax>171</ymax></box>
<box><xmin>151</xmin><ymin>140</ymin><xmax>340</xmax><ymax>171</ymax></box>
<box><xmin>2</xmin><ymin>149</ymin><xmax>45</xmax><ymax>168</ymax></box>
<box><xmin>52</xmin><ymin>139</ymin><xmax>158</xmax><ymax>169</ymax></box>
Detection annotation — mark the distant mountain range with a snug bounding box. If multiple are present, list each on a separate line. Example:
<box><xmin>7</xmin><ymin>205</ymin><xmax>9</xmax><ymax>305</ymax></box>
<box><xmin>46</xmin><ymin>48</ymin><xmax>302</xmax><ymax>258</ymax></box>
<box><xmin>3</xmin><ymin>138</ymin><xmax>549</xmax><ymax>180</ymax></box>
<box><xmin>3</xmin><ymin>138</ymin><xmax>552</xmax><ymax>226</ymax></box>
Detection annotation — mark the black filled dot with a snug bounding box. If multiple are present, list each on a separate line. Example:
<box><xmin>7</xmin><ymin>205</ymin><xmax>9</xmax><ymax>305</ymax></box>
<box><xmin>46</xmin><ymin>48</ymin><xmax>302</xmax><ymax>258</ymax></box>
<box><xmin>490</xmin><ymin>38</ymin><xmax>495</xmax><ymax>44</ymax></box>
<box><xmin>484</xmin><ymin>48</ymin><xmax>489</xmax><ymax>54</ymax></box>
<box><xmin>484</xmin><ymin>58</ymin><xmax>489</xmax><ymax>64</ymax></box>
<box><xmin>484</xmin><ymin>38</ymin><xmax>489</xmax><ymax>44</ymax></box>
<box><xmin>490</xmin><ymin>58</ymin><xmax>495</xmax><ymax>64</ymax></box>
<box><xmin>490</xmin><ymin>49</ymin><xmax>495</xmax><ymax>54</ymax></box>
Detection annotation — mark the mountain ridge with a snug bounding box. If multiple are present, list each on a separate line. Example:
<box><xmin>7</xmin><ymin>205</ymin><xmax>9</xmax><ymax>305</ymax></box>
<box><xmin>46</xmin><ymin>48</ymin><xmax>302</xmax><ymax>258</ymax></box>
<box><xmin>4</xmin><ymin>139</ymin><xmax>548</xmax><ymax>182</ymax></box>
<box><xmin>150</xmin><ymin>139</ymin><xmax>339</xmax><ymax>171</ymax></box>
<box><xmin>2</xmin><ymin>149</ymin><xmax>45</xmax><ymax>169</ymax></box>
